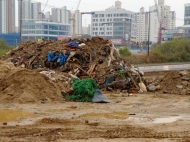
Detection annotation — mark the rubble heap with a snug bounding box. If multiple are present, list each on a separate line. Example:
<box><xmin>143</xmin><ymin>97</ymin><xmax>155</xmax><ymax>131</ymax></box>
<box><xmin>147</xmin><ymin>70</ymin><xmax>190</xmax><ymax>95</ymax></box>
<box><xmin>2</xmin><ymin>37</ymin><xmax>147</xmax><ymax>93</ymax></box>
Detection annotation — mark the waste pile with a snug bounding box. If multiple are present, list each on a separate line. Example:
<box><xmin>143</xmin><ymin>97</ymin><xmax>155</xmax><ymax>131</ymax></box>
<box><xmin>2</xmin><ymin>37</ymin><xmax>148</xmax><ymax>102</ymax></box>
<box><xmin>147</xmin><ymin>70</ymin><xmax>190</xmax><ymax>95</ymax></box>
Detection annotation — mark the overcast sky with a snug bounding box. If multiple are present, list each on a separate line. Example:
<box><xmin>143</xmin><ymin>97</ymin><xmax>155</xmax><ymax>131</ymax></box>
<box><xmin>16</xmin><ymin>0</ymin><xmax>188</xmax><ymax>27</ymax></box>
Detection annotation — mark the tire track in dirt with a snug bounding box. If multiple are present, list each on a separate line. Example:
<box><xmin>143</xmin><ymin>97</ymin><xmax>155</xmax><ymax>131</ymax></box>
<box><xmin>1</xmin><ymin>118</ymin><xmax>190</xmax><ymax>141</ymax></box>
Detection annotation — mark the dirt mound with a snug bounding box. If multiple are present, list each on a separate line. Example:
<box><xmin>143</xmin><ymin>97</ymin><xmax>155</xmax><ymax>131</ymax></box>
<box><xmin>0</xmin><ymin>61</ymin><xmax>63</xmax><ymax>104</ymax></box>
<box><xmin>159</xmin><ymin>71</ymin><xmax>190</xmax><ymax>94</ymax></box>
<box><xmin>147</xmin><ymin>70</ymin><xmax>190</xmax><ymax>95</ymax></box>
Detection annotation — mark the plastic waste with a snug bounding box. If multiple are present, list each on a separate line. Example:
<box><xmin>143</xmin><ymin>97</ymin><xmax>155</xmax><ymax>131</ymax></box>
<box><xmin>138</xmin><ymin>81</ymin><xmax>147</xmax><ymax>92</ymax></box>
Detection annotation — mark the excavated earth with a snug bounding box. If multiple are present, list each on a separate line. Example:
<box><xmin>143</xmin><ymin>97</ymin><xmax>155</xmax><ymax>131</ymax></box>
<box><xmin>0</xmin><ymin>64</ymin><xmax>190</xmax><ymax>141</ymax></box>
<box><xmin>0</xmin><ymin>38</ymin><xmax>190</xmax><ymax>141</ymax></box>
<box><xmin>0</xmin><ymin>93</ymin><xmax>190</xmax><ymax>142</ymax></box>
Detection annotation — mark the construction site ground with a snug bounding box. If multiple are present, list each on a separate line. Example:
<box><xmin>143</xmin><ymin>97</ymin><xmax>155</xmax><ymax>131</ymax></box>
<box><xmin>0</xmin><ymin>71</ymin><xmax>190</xmax><ymax>142</ymax></box>
<box><xmin>0</xmin><ymin>37</ymin><xmax>190</xmax><ymax>141</ymax></box>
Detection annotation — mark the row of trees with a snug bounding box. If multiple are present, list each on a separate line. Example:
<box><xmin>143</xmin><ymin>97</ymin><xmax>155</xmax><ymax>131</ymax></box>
<box><xmin>150</xmin><ymin>38</ymin><xmax>190</xmax><ymax>62</ymax></box>
<box><xmin>119</xmin><ymin>38</ymin><xmax>190</xmax><ymax>64</ymax></box>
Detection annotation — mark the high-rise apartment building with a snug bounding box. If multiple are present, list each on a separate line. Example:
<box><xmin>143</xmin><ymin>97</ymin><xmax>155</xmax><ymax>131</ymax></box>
<box><xmin>184</xmin><ymin>3</ymin><xmax>190</xmax><ymax>38</ymax></box>
<box><xmin>136</xmin><ymin>0</ymin><xmax>176</xmax><ymax>44</ymax></box>
<box><xmin>149</xmin><ymin>0</ymin><xmax>176</xmax><ymax>43</ymax></box>
<box><xmin>61</xmin><ymin>6</ymin><xmax>71</xmax><ymax>24</ymax></box>
<box><xmin>136</xmin><ymin>7</ymin><xmax>149</xmax><ymax>43</ymax></box>
<box><xmin>74</xmin><ymin>10</ymin><xmax>82</xmax><ymax>35</ymax></box>
<box><xmin>31</xmin><ymin>2</ymin><xmax>41</xmax><ymax>20</ymax></box>
<box><xmin>45</xmin><ymin>6</ymin><xmax>82</xmax><ymax>35</ymax></box>
<box><xmin>52</xmin><ymin>8</ymin><xmax>61</xmax><ymax>23</ymax></box>
<box><xmin>18</xmin><ymin>0</ymin><xmax>41</xmax><ymax>29</ymax></box>
<box><xmin>0</xmin><ymin>0</ymin><xmax>15</xmax><ymax>33</ymax></box>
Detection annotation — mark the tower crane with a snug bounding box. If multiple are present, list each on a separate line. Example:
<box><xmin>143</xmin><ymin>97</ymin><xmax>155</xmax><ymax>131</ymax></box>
<box><xmin>70</xmin><ymin>0</ymin><xmax>82</xmax><ymax>39</ymax></box>
<box><xmin>70</xmin><ymin>0</ymin><xmax>95</xmax><ymax>39</ymax></box>
<box><xmin>39</xmin><ymin>0</ymin><xmax>49</xmax><ymax>19</ymax></box>
<box><xmin>154</xmin><ymin>0</ymin><xmax>166</xmax><ymax>44</ymax></box>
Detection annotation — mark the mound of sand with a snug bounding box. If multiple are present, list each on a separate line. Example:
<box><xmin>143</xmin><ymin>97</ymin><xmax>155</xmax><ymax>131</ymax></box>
<box><xmin>0</xmin><ymin>61</ymin><xmax>63</xmax><ymax>104</ymax></box>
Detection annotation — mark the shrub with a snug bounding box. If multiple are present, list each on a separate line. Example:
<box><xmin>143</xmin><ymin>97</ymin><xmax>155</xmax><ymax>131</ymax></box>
<box><xmin>150</xmin><ymin>38</ymin><xmax>190</xmax><ymax>62</ymax></box>
<box><xmin>119</xmin><ymin>46</ymin><xmax>131</xmax><ymax>57</ymax></box>
<box><xmin>0</xmin><ymin>39</ymin><xmax>13</xmax><ymax>57</ymax></box>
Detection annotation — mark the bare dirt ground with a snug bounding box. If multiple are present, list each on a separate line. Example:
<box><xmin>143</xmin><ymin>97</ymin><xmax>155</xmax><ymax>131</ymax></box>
<box><xmin>0</xmin><ymin>93</ymin><xmax>190</xmax><ymax>142</ymax></box>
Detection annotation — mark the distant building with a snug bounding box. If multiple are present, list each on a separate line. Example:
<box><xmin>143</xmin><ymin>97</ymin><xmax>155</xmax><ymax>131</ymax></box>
<box><xmin>52</xmin><ymin>8</ymin><xmax>61</xmax><ymax>23</ymax></box>
<box><xmin>0</xmin><ymin>0</ymin><xmax>15</xmax><ymax>33</ymax></box>
<box><xmin>184</xmin><ymin>3</ymin><xmax>190</xmax><ymax>38</ymax></box>
<box><xmin>91</xmin><ymin>1</ymin><xmax>137</xmax><ymax>45</ymax></box>
<box><xmin>74</xmin><ymin>10</ymin><xmax>82</xmax><ymax>35</ymax></box>
<box><xmin>177</xmin><ymin>26</ymin><xmax>184</xmax><ymax>33</ymax></box>
<box><xmin>162</xmin><ymin>29</ymin><xmax>180</xmax><ymax>42</ymax></box>
<box><xmin>61</xmin><ymin>6</ymin><xmax>71</xmax><ymax>24</ymax></box>
<box><xmin>22</xmin><ymin>19</ymin><xmax>71</xmax><ymax>41</ymax></box>
<box><xmin>18</xmin><ymin>0</ymin><xmax>41</xmax><ymax>32</ymax></box>
<box><xmin>82</xmin><ymin>27</ymin><xmax>88</xmax><ymax>34</ymax></box>
<box><xmin>87</xmin><ymin>24</ymin><xmax>92</xmax><ymax>35</ymax></box>
<box><xmin>136</xmin><ymin>7</ymin><xmax>150</xmax><ymax>44</ymax></box>
<box><xmin>149</xmin><ymin>0</ymin><xmax>176</xmax><ymax>43</ymax></box>
<box><xmin>31</xmin><ymin>2</ymin><xmax>41</xmax><ymax>20</ymax></box>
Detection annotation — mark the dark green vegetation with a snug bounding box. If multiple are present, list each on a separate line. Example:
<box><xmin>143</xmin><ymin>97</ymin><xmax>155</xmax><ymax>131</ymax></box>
<box><xmin>0</xmin><ymin>39</ymin><xmax>14</xmax><ymax>57</ymax></box>
<box><xmin>119</xmin><ymin>46</ymin><xmax>131</xmax><ymax>57</ymax></box>
<box><xmin>124</xmin><ymin>39</ymin><xmax>190</xmax><ymax>64</ymax></box>
<box><xmin>150</xmin><ymin>39</ymin><xmax>190</xmax><ymax>63</ymax></box>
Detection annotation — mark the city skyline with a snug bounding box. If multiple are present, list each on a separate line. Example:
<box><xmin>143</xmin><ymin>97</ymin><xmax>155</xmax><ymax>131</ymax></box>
<box><xmin>15</xmin><ymin>0</ymin><xmax>189</xmax><ymax>27</ymax></box>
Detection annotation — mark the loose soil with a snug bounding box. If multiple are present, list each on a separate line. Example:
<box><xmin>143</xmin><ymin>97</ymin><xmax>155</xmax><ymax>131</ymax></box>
<box><xmin>0</xmin><ymin>93</ymin><xmax>190</xmax><ymax>142</ymax></box>
<box><xmin>0</xmin><ymin>61</ymin><xmax>63</xmax><ymax>104</ymax></box>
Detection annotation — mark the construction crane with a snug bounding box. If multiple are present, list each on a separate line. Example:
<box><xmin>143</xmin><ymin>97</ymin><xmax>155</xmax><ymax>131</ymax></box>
<box><xmin>154</xmin><ymin>0</ymin><xmax>166</xmax><ymax>44</ymax></box>
<box><xmin>42</xmin><ymin>0</ymin><xmax>49</xmax><ymax>15</ymax></box>
<box><xmin>39</xmin><ymin>0</ymin><xmax>49</xmax><ymax>19</ymax></box>
<box><xmin>70</xmin><ymin>0</ymin><xmax>82</xmax><ymax>39</ymax></box>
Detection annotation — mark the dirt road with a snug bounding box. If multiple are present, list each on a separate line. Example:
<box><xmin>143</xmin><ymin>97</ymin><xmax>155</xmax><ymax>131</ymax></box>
<box><xmin>0</xmin><ymin>93</ymin><xmax>190</xmax><ymax>142</ymax></box>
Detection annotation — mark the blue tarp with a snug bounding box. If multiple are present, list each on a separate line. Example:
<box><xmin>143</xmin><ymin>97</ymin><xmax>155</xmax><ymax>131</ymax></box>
<box><xmin>47</xmin><ymin>51</ymin><xmax>70</xmax><ymax>66</ymax></box>
<box><xmin>67</xmin><ymin>41</ymin><xmax>79</xmax><ymax>48</ymax></box>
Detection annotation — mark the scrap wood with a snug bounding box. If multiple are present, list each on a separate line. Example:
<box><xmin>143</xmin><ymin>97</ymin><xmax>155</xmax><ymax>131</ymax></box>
<box><xmin>28</xmin><ymin>55</ymin><xmax>38</xmax><ymax>65</ymax></box>
<box><xmin>73</xmin><ymin>64</ymin><xmax>92</xmax><ymax>78</ymax></box>
<box><xmin>87</xmin><ymin>64</ymin><xmax>96</xmax><ymax>74</ymax></box>
<box><xmin>126</xmin><ymin>72</ymin><xmax>140</xmax><ymax>90</ymax></box>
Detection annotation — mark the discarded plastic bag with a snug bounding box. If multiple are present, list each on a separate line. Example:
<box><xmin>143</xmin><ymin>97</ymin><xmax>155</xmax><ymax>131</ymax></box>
<box><xmin>92</xmin><ymin>89</ymin><xmax>112</xmax><ymax>103</ymax></box>
<box><xmin>138</xmin><ymin>81</ymin><xmax>147</xmax><ymax>92</ymax></box>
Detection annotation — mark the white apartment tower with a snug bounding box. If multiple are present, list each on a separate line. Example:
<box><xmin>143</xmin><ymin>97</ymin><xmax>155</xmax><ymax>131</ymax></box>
<box><xmin>18</xmin><ymin>0</ymin><xmax>41</xmax><ymax>31</ymax></box>
<box><xmin>75</xmin><ymin>10</ymin><xmax>82</xmax><ymax>35</ymax></box>
<box><xmin>61</xmin><ymin>6</ymin><xmax>71</xmax><ymax>24</ymax></box>
<box><xmin>136</xmin><ymin>0</ymin><xmax>176</xmax><ymax>43</ymax></box>
<box><xmin>31</xmin><ymin>2</ymin><xmax>41</xmax><ymax>20</ymax></box>
<box><xmin>149</xmin><ymin>0</ymin><xmax>176</xmax><ymax>43</ymax></box>
<box><xmin>184</xmin><ymin>3</ymin><xmax>190</xmax><ymax>38</ymax></box>
<box><xmin>0</xmin><ymin>0</ymin><xmax>15</xmax><ymax>33</ymax></box>
<box><xmin>52</xmin><ymin>8</ymin><xmax>61</xmax><ymax>23</ymax></box>
<box><xmin>136</xmin><ymin>7</ymin><xmax>149</xmax><ymax>43</ymax></box>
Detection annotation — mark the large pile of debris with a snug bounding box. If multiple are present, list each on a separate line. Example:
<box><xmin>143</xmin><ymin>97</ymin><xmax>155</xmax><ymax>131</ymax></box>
<box><xmin>2</xmin><ymin>37</ymin><xmax>147</xmax><ymax>95</ymax></box>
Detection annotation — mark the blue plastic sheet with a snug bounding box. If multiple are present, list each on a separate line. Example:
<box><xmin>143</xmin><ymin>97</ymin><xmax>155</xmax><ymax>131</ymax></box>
<box><xmin>47</xmin><ymin>51</ymin><xmax>70</xmax><ymax>66</ymax></box>
<box><xmin>67</xmin><ymin>41</ymin><xmax>79</xmax><ymax>48</ymax></box>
